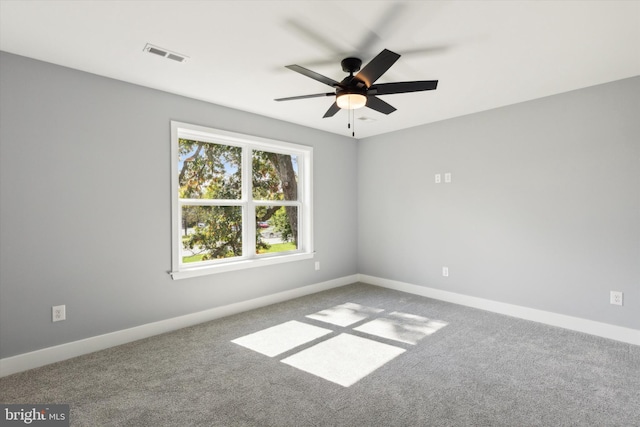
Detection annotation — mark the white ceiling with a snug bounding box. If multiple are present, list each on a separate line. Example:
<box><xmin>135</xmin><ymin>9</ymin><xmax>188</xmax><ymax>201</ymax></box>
<box><xmin>1</xmin><ymin>1</ymin><xmax>639</xmax><ymax>138</ymax></box>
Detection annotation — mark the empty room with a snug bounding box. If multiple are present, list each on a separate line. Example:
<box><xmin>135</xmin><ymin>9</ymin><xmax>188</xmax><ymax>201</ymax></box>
<box><xmin>0</xmin><ymin>1</ymin><xmax>638</xmax><ymax>426</ymax></box>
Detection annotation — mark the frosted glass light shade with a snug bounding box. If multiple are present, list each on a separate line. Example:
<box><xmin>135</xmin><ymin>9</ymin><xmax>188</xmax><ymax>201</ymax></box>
<box><xmin>336</xmin><ymin>93</ymin><xmax>366</xmax><ymax>109</ymax></box>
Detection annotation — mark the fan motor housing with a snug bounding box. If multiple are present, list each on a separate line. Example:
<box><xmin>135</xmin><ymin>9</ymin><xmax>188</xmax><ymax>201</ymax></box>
<box><xmin>341</xmin><ymin>57</ymin><xmax>362</xmax><ymax>74</ymax></box>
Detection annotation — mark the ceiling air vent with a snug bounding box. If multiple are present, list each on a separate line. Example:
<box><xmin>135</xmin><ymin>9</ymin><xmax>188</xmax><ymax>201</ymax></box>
<box><xmin>143</xmin><ymin>43</ymin><xmax>188</xmax><ymax>63</ymax></box>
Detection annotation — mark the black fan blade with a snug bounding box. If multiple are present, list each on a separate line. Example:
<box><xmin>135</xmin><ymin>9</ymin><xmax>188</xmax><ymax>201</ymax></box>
<box><xmin>285</xmin><ymin>65</ymin><xmax>341</xmax><ymax>88</ymax></box>
<box><xmin>275</xmin><ymin>93</ymin><xmax>335</xmax><ymax>102</ymax></box>
<box><xmin>366</xmin><ymin>96</ymin><xmax>396</xmax><ymax>115</ymax></box>
<box><xmin>357</xmin><ymin>4</ymin><xmax>406</xmax><ymax>54</ymax></box>
<box><xmin>285</xmin><ymin>20</ymin><xmax>345</xmax><ymax>58</ymax></box>
<box><xmin>370</xmin><ymin>80</ymin><xmax>438</xmax><ymax>95</ymax></box>
<box><xmin>355</xmin><ymin>49</ymin><xmax>401</xmax><ymax>87</ymax></box>
<box><xmin>323</xmin><ymin>102</ymin><xmax>341</xmax><ymax>118</ymax></box>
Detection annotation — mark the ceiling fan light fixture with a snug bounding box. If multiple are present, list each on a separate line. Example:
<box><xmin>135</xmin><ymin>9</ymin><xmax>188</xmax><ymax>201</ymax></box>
<box><xmin>276</xmin><ymin>49</ymin><xmax>437</xmax><ymax>120</ymax></box>
<box><xmin>336</xmin><ymin>93</ymin><xmax>367</xmax><ymax>110</ymax></box>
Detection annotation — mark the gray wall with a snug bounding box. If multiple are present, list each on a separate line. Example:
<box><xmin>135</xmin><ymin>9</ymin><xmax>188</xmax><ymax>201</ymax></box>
<box><xmin>0</xmin><ymin>52</ymin><xmax>358</xmax><ymax>358</ymax></box>
<box><xmin>358</xmin><ymin>76</ymin><xmax>640</xmax><ymax>330</ymax></box>
<box><xmin>1</xmin><ymin>51</ymin><xmax>638</xmax><ymax>361</ymax></box>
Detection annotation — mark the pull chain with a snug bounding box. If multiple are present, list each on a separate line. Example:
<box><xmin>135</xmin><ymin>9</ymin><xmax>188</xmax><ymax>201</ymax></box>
<box><xmin>347</xmin><ymin>96</ymin><xmax>351</xmax><ymax>133</ymax></box>
<box><xmin>345</xmin><ymin>97</ymin><xmax>356</xmax><ymax>138</ymax></box>
<box><xmin>352</xmin><ymin>108</ymin><xmax>355</xmax><ymax>138</ymax></box>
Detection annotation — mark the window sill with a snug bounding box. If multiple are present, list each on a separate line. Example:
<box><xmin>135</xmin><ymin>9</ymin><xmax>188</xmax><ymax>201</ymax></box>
<box><xmin>170</xmin><ymin>252</ymin><xmax>314</xmax><ymax>280</ymax></box>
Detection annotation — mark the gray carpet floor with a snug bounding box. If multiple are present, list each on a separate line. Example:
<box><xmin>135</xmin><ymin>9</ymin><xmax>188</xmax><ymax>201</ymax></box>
<box><xmin>1</xmin><ymin>283</ymin><xmax>639</xmax><ymax>426</ymax></box>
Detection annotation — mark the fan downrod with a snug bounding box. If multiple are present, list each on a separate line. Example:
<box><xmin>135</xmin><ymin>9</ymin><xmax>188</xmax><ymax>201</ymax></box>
<box><xmin>341</xmin><ymin>57</ymin><xmax>362</xmax><ymax>75</ymax></box>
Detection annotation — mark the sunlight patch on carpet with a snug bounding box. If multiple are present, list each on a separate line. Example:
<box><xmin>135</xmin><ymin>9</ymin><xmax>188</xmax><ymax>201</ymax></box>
<box><xmin>232</xmin><ymin>304</ymin><xmax>449</xmax><ymax>387</ymax></box>
<box><xmin>281</xmin><ymin>333</ymin><xmax>405</xmax><ymax>387</ymax></box>
<box><xmin>231</xmin><ymin>320</ymin><xmax>332</xmax><ymax>357</ymax></box>
<box><xmin>305</xmin><ymin>302</ymin><xmax>384</xmax><ymax>327</ymax></box>
<box><xmin>354</xmin><ymin>311</ymin><xmax>448</xmax><ymax>345</ymax></box>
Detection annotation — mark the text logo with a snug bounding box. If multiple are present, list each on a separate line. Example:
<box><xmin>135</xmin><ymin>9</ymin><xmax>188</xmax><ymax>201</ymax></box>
<box><xmin>1</xmin><ymin>404</ymin><xmax>69</xmax><ymax>426</ymax></box>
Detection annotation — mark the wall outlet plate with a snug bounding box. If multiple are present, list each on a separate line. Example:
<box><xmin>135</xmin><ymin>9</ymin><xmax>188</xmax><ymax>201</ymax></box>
<box><xmin>52</xmin><ymin>305</ymin><xmax>66</xmax><ymax>322</ymax></box>
<box><xmin>610</xmin><ymin>291</ymin><xmax>623</xmax><ymax>306</ymax></box>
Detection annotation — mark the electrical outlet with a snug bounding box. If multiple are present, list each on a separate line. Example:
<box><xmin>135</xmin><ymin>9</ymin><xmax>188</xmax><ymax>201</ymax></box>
<box><xmin>435</xmin><ymin>174</ymin><xmax>441</xmax><ymax>184</ymax></box>
<box><xmin>52</xmin><ymin>305</ymin><xmax>66</xmax><ymax>322</ymax></box>
<box><xmin>610</xmin><ymin>291</ymin><xmax>623</xmax><ymax>306</ymax></box>
<box><xmin>442</xmin><ymin>266</ymin><xmax>449</xmax><ymax>277</ymax></box>
<box><xmin>315</xmin><ymin>261</ymin><xmax>320</xmax><ymax>271</ymax></box>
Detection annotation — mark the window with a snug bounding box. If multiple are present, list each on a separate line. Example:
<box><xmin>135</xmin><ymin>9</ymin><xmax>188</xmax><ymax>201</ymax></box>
<box><xmin>170</xmin><ymin>122</ymin><xmax>313</xmax><ymax>279</ymax></box>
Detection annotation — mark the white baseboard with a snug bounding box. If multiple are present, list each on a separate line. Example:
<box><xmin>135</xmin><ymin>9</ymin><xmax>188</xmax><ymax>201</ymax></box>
<box><xmin>0</xmin><ymin>274</ymin><xmax>357</xmax><ymax>377</ymax></box>
<box><xmin>359</xmin><ymin>274</ymin><xmax>640</xmax><ymax>346</ymax></box>
<box><xmin>3</xmin><ymin>273</ymin><xmax>637</xmax><ymax>377</ymax></box>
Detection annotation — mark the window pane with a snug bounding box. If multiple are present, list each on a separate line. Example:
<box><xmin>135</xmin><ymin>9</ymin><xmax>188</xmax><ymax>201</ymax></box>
<box><xmin>252</xmin><ymin>150</ymin><xmax>298</xmax><ymax>201</ymax></box>
<box><xmin>181</xmin><ymin>206</ymin><xmax>242</xmax><ymax>262</ymax></box>
<box><xmin>256</xmin><ymin>206</ymin><xmax>298</xmax><ymax>254</ymax></box>
<box><xmin>179</xmin><ymin>139</ymin><xmax>242</xmax><ymax>199</ymax></box>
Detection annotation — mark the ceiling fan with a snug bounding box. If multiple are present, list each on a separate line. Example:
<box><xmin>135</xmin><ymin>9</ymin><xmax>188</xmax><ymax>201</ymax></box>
<box><xmin>275</xmin><ymin>48</ymin><xmax>438</xmax><ymax>118</ymax></box>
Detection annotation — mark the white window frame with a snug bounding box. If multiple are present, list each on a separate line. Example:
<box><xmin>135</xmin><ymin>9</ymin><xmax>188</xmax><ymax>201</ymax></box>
<box><xmin>170</xmin><ymin>121</ymin><xmax>314</xmax><ymax>280</ymax></box>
